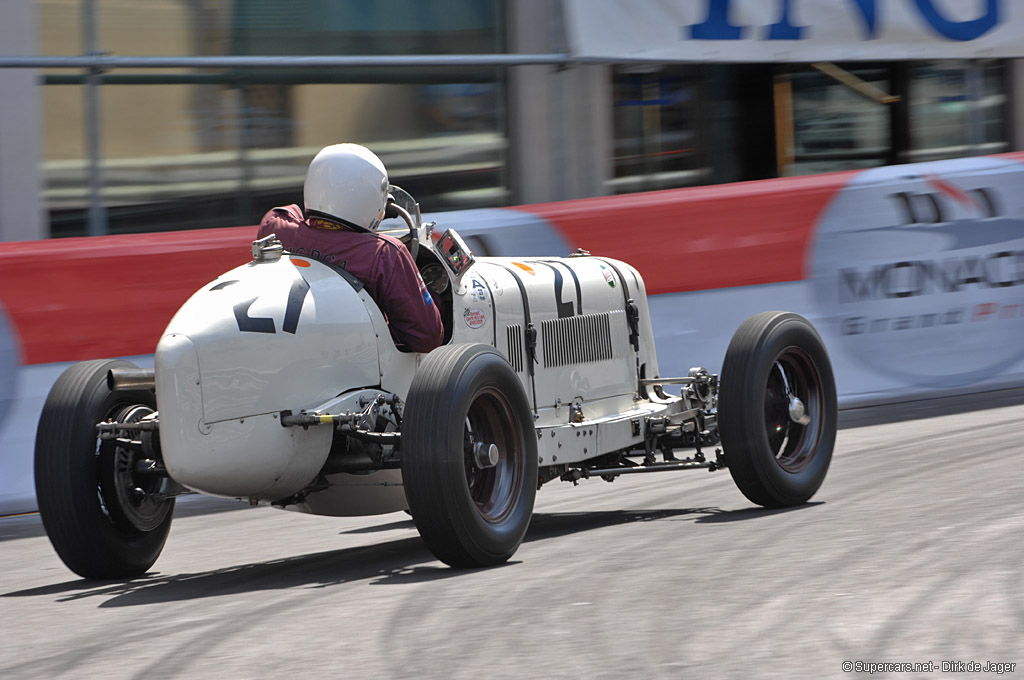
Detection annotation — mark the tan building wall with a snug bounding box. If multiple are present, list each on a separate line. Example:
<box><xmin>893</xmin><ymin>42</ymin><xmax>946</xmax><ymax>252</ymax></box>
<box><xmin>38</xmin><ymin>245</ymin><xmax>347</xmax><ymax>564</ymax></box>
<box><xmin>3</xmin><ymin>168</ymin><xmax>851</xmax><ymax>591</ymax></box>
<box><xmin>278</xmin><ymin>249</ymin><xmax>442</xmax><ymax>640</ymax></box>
<box><xmin>38</xmin><ymin>0</ymin><xmax>403</xmax><ymax>162</ymax></box>
<box><xmin>41</xmin><ymin>0</ymin><xmax>194</xmax><ymax>159</ymax></box>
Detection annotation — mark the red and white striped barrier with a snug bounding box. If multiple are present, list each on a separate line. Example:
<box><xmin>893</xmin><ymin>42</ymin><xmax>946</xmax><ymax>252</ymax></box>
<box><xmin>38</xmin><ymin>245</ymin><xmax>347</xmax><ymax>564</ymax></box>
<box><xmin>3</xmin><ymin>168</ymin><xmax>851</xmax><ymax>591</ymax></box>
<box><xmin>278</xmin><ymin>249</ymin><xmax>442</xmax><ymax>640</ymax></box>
<box><xmin>3</xmin><ymin>152</ymin><xmax>1023</xmax><ymax>513</ymax></box>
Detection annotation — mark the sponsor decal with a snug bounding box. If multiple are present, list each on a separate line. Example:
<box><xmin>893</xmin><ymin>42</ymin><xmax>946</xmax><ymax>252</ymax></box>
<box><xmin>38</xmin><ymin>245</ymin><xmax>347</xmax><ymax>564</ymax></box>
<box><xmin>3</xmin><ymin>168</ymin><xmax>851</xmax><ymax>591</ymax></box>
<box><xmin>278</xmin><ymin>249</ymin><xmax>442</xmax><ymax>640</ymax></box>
<box><xmin>811</xmin><ymin>158</ymin><xmax>1024</xmax><ymax>387</ymax></box>
<box><xmin>464</xmin><ymin>308</ymin><xmax>487</xmax><ymax>329</ymax></box>
<box><xmin>566</xmin><ymin>0</ymin><xmax>1016</xmax><ymax>64</ymax></box>
<box><xmin>685</xmin><ymin>0</ymin><xmax>1001</xmax><ymax>43</ymax></box>
<box><xmin>600</xmin><ymin>264</ymin><xmax>616</xmax><ymax>288</ymax></box>
<box><xmin>308</xmin><ymin>216</ymin><xmax>345</xmax><ymax>231</ymax></box>
<box><xmin>470</xmin><ymin>278</ymin><xmax>489</xmax><ymax>302</ymax></box>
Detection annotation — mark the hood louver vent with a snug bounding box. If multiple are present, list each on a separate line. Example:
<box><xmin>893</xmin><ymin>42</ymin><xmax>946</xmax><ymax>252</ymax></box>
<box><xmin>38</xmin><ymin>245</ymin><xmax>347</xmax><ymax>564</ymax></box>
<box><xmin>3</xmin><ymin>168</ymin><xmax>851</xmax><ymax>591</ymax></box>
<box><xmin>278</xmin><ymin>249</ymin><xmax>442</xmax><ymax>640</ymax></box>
<box><xmin>506</xmin><ymin>324</ymin><xmax>524</xmax><ymax>373</ymax></box>
<box><xmin>540</xmin><ymin>312</ymin><xmax>616</xmax><ymax>368</ymax></box>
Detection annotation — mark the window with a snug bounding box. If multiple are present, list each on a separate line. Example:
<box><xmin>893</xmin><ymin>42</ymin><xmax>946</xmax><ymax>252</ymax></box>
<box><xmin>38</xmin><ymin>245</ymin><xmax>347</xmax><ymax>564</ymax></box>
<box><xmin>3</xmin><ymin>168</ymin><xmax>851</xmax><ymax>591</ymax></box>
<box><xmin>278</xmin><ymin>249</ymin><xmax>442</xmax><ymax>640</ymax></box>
<box><xmin>38</xmin><ymin>0</ymin><xmax>506</xmax><ymax>236</ymax></box>
<box><xmin>908</xmin><ymin>60</ymin><xmax>1007</xmax><ymax>161</ymax></box>
<box><xmin>610</xmin><ymin>65</ymin><xmax>707</xmax><ymax>194</ymax></box>
<box><xmin>786</xmin><ymin>65</ymin><xmax>890</xmax><ymax>176</ymax></box>
<box><xmin>778</xmin><ymin>60</ymin><xmax>1010</xmax><ymax>177</ymax></box>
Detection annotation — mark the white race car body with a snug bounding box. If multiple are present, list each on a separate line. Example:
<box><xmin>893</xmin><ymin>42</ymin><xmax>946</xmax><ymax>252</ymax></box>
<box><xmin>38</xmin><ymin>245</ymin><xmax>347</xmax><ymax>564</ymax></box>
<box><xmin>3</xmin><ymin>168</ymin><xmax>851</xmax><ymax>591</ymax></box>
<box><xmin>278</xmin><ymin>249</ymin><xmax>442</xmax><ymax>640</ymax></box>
<box><xmin>155</xmin><ymin>239</ymin><xmax>676</xmax><ymax>515</ymax></box>
<box><xmin>35</xmin><ymin>187</ymin><xmax>836</xmax><ymax>577</ymax></box>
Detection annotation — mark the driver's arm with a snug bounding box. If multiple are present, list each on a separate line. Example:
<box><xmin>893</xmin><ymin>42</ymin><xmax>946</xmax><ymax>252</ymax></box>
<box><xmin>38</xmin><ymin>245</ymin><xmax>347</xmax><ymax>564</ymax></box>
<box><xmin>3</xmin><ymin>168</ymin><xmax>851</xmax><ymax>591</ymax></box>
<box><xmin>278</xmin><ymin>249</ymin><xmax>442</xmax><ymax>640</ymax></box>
<box><xmin>374</xmin><ymin>239</ymin><xmax>444</xmax><ymax>353</ymax></box>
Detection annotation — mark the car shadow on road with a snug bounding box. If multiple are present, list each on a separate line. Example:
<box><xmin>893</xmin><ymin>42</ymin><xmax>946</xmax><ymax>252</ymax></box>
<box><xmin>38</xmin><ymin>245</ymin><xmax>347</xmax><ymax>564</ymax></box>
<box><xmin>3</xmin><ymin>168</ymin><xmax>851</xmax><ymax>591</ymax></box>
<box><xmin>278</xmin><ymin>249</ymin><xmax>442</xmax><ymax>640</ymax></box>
<box><xmin>339</xmin><ymin>517</ymin><xmax>416</xmax><ymax>534</ymax></box>
<box><xmin>525</xmin><ymin>507</ymin><xmax>717</xmax><ymax>539</ymax></box>
<box><xmin>691</xmin><ymin>501</ymin><xmax>824</xmax><ymax>523</ymax></box>
<box><xmin>2</xmin><ymin>505</ymin><xmax>802</xmax><ymax>607</ymax></box>
<box><xmin>3</xmin><ymin>536</ymin><xmax>455</xmax><ymax>607</ymax></box>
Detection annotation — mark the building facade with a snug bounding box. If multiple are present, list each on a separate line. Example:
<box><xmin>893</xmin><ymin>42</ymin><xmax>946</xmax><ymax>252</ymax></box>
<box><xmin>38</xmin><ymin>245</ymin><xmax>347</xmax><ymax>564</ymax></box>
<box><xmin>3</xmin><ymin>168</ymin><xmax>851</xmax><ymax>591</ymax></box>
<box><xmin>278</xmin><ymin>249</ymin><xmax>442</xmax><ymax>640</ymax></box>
<box><xmin>2</xmin><ymin>0</ymin><xmax>1022</xmax><ymax>240</ymax></box>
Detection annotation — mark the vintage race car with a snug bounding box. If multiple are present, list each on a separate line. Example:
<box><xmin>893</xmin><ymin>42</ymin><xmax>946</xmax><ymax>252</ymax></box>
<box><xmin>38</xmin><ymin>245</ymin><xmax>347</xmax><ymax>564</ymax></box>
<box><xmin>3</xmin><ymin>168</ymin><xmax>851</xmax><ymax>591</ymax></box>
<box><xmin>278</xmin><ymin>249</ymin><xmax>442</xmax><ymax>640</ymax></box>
<box><xmin>35</xmin><ymin>188</ymin><xmax>837</xmax><ymax>579</ymax></box>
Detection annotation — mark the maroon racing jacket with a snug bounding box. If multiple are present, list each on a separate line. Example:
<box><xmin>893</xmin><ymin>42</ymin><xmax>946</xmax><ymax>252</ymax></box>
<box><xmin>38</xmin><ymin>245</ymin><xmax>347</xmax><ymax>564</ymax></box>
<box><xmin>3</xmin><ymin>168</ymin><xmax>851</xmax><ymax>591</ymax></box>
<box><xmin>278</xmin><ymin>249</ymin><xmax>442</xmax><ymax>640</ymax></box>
<box><xmin>257</xmin><ymin>205</ymin><xmax>444</xmax><ymax>353</ymax></box>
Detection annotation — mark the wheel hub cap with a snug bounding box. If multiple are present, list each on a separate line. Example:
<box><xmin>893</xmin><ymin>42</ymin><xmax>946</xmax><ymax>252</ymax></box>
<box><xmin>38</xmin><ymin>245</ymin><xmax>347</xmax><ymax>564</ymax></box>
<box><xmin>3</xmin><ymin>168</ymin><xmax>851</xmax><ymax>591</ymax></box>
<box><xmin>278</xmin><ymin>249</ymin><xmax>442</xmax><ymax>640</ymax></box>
<box><xmin>473</xmin><ymin>442</ymin><xmax>500</xmax><ymax>469</ymax></box>
<box><xmin>788</xmin><ymin>396</ymin><xmax>811</xmax><ymax>425</ymax></box>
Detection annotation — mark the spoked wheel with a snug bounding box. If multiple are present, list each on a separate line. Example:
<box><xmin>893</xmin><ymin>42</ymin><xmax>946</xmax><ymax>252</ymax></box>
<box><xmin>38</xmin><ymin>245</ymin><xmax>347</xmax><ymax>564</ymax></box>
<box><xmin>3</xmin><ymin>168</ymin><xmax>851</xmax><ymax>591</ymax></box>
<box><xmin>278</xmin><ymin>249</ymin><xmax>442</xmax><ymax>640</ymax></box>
<box><xmin>719</xmin><ymin>312</ymin><xmax>837</xmax><ymax>508</ymax></box>
<box><xmin>764</xmin><ymin>349</ymin><xmax>825</xmax><ymax>473</ymax></box>
<box><xmin>403</xmin><ymin>344</ymin><xmax>537</xmax><ymax>567</ymax></box>
<box><xmin>462</xmin><ymin>387</ymin><xmax>527</xmax><ymax>523</ymax></box>
<box><xmin>35</xmin><ymin>360</ymin><xmax>174</xmax><ymax>579</ymax></box>
<box><xmin>99</xmin><ymin>404</ymin><xmax>173</xmax><ymax>533</ymax></box>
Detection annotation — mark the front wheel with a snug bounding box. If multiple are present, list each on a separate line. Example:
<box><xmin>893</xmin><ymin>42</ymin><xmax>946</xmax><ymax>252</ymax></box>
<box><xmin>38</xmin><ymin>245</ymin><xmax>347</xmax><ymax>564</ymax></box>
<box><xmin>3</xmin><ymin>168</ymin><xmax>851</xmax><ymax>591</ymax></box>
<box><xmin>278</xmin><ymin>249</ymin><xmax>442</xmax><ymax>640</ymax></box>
<box><xmin>35</xmin><ymin>360</ymin><xmax>174</xmax><ymax>579</ymax></box>
<box><xmin>718</xmin><ymin>312</ymin><xmax>837</xmax><ymax>508</ymax></box>
<box><xmin>402</xmin><ymin>344</ymin><xmax>537</xmax><ymax>567</ymax></box>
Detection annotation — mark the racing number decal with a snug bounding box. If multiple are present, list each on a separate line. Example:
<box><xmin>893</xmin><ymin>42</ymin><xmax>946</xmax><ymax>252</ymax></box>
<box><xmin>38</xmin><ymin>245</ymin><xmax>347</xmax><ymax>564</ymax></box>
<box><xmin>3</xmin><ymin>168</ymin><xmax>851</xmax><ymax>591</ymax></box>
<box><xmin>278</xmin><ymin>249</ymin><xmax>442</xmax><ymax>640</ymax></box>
<box><xmin>233</xmin><ymin>277</ymin><xmax>310</xmax><ymax>334</ymax></box>
<box><xmin>551</xmin><ymin>267</ymin><xmax>574</xmax><ymax>318</ymax></box>
<box><xmin>234</xmin><ymin>299</ymin><xmax>275</xmax><ymax>333</ymax></box>
<box><xmin>533</xmin><ymin>262</ymin><xmax>582</xmax><ymax>318</ymax></box>
<box><xmin>281</xmin><ymin>277</ymin><xmax>310</xmax><ymax>334</ymax></box>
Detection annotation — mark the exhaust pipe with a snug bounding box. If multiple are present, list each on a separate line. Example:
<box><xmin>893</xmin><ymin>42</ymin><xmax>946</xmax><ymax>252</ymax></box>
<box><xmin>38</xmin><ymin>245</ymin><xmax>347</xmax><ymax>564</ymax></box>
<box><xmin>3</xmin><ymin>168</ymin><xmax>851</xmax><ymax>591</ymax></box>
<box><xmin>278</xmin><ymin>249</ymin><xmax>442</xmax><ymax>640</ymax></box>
<box><xmin>107</xmin><ymin>368</ymin><xmax>156</xmax><ymax>392</ymax></box>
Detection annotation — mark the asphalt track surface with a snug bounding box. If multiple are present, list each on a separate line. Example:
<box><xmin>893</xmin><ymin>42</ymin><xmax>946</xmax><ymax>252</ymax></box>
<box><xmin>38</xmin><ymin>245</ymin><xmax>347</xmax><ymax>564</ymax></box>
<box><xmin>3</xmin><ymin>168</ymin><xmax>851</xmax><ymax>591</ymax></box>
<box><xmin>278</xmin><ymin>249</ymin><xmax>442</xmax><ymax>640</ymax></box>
<box><xmin>1</xmin><ymin>390</ymin><xmax>1022</xmax><ymax>679</ymax></box>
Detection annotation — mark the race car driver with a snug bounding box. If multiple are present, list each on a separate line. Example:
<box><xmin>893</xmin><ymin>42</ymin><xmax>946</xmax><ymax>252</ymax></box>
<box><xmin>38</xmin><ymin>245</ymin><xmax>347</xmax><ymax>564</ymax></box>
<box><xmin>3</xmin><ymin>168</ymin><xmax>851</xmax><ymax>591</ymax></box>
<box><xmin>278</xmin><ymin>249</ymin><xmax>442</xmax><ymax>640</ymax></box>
<box><xmin>256</xmin><ymin>143</ymin><xmax>444</xmax><ymax>353</ymax></box>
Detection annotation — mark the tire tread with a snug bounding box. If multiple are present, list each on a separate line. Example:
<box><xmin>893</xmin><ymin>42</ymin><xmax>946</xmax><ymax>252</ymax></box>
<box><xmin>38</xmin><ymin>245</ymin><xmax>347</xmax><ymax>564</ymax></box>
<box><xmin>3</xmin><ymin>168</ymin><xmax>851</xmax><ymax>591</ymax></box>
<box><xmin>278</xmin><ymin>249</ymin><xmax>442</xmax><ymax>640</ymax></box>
<box><xmin>402</xmin><ymin>344</ymin><xmax>537</xmax><ymax>567</ymax></box>
<box><xmin>35</xmin><ymin>360</ymin><xmax>172</xmax><ymax>579</ymax></box>
<box><xmin>719</xmin><ymin>312</ymin><xmax>837</xmax><ymax>508</ymax></box>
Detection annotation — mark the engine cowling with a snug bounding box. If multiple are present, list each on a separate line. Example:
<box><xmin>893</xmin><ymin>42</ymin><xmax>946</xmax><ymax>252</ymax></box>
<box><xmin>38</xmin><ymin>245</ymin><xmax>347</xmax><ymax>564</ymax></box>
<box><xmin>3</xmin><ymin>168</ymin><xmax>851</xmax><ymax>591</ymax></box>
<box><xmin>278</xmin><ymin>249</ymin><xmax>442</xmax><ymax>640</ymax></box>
<box><xmin>155</xmin><ymin>255</ymin><xmax>380</xmax><ymax>500</ymax></box>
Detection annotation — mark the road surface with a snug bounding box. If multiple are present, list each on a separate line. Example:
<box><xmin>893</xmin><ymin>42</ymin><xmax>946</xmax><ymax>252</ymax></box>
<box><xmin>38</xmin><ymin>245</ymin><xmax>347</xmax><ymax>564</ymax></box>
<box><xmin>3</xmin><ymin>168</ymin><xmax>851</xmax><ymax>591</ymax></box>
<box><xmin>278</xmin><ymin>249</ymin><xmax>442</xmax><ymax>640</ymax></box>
<box><xmin>2</xmin><ymin>390</ymin><xmax>1022</xmax><ymax>679</ymax></box>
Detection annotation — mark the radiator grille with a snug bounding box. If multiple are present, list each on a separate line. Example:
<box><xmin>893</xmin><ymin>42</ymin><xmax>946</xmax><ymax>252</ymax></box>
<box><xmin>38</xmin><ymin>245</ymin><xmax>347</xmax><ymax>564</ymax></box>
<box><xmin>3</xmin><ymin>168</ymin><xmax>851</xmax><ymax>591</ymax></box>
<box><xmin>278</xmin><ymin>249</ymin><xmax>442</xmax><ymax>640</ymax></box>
<box><xmin>541</xmin><ymin>313</ymin><xmax>614</xmax><ymax>368</ymax></box>
<box><xmin>505</xmin><ymin>324</ymin><xmax>524</xmax><ymax>373</ymax></box>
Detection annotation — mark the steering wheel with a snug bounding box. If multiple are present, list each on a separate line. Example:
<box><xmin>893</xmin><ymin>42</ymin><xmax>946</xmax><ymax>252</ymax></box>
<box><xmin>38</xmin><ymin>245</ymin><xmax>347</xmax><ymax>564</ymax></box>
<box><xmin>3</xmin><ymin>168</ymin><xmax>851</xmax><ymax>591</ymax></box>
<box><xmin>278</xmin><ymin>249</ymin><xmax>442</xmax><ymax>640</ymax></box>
<box><xmin>385</xmin><ymin>197</ymin><xmax>419</xmax><ymax>261</ymax></box>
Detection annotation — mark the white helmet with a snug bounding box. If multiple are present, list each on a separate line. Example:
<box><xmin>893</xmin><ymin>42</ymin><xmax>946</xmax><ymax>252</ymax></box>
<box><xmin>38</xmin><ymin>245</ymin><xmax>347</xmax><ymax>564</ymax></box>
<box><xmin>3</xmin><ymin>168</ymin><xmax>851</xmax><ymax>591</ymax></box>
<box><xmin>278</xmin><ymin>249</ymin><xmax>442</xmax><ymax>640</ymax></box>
<box><xmin>304</xmin><ymin>143</ymin><xmax>389</xmax><ymax>232</ymax></box>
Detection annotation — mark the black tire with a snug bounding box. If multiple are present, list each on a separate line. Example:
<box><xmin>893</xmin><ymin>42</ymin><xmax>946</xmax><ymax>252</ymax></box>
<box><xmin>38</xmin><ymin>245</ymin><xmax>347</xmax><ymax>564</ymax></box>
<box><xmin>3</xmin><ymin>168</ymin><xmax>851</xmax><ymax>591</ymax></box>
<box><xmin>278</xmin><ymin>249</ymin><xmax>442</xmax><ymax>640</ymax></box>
<box><xmin>402</xmin><ymin>344</ymin><xmax>537</xmax><ymax>567</ymax></box>
<box><xmin>35</xmin><ymin>360</ymin><xmax>174</xmax><ymax>579</ymax></box>
<box><xmin>718</xmin><ymin>312</ymin><xmax>837</xmax><ymax>508</ymax></box>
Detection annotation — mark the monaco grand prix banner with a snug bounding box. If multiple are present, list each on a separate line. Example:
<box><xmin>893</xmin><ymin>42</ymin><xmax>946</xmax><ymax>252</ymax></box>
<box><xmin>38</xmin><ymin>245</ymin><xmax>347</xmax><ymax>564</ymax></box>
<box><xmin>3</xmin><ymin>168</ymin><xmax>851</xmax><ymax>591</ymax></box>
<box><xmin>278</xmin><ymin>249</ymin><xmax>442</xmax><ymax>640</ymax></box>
<box><xmin>811</xmin><ymin>157</ymin><xmax>1024</xmax><ymax>390</ymax></box>
<box><xmin>2</xmin><ymin>152</ymin><xmax>1024</xmax><ymax>513</ymax></box>
<box><xmin>564</xmin><ymin>0</ymin><xmax>1024</xmax><ymax>61</ymax></box>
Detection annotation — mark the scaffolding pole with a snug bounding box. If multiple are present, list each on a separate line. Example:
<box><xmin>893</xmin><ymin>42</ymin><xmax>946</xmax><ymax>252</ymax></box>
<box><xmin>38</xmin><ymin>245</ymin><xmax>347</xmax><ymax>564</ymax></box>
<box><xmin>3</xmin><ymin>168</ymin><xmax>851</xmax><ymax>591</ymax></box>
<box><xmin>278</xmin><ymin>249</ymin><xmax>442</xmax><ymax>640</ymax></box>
<box><xmin>82</xmin><ymin>0</ymin><xmax>107</xmax><ymax>236</ymax></box>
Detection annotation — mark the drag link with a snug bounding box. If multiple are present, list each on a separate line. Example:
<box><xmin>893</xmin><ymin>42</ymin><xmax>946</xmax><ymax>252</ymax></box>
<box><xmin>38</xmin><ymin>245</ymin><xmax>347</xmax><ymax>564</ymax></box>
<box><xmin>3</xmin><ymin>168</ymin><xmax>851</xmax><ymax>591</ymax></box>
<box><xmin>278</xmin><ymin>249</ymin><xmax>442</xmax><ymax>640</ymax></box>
<box><xmin>584</xmin><ymin>461</ymin><xmax>719</xmax><ymax>477</ymax></box>
<box><xmin>97</xmin><ymin>420</ymin><xmax>159</xmax><ymax>437</ymax></box>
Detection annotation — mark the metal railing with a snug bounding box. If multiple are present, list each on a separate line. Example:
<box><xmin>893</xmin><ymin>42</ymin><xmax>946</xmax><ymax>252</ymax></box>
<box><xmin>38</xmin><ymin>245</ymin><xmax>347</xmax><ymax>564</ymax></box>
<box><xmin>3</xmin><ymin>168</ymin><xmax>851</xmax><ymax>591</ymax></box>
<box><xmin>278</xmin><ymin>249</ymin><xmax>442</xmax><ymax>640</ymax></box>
<box><xmin>0</xmin><ymin>54</ymin><xmax>574</xmax><ymax>69</ymax></box>
<box><xmin>0</xmin><ymin>51</ymin><xmax>580</xmax><ymax>236</ymax></box>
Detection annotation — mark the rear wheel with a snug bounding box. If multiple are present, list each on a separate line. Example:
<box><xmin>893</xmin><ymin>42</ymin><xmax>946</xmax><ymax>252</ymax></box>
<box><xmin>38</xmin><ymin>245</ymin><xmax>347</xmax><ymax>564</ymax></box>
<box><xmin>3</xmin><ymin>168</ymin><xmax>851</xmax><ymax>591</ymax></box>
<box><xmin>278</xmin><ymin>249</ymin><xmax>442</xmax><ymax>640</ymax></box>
<box><xmin>719</xmin><ymin>312</ymin><xmax>837</xmax><ymax>507</ymax></box>
<box><xmin>35</xmin><ymin>360</ymin><xmax>174</xmax><ymax>579</ymax></box>
<box><xmin>402</xmin><ymin>344</ymin><xmax>537</xmax><ymax>567</ymax></box>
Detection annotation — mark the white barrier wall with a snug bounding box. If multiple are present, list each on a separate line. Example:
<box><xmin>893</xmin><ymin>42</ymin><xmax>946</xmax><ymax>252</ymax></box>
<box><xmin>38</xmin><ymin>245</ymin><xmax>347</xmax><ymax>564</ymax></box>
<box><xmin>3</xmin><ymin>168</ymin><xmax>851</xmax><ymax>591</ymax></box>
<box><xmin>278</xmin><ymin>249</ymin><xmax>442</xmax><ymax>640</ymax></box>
<box><xmin>2</xmin><ymin>153</ymin><xmax>1022</xmax><ymax>514</ymax></box>
<box><xmin>812</xmin><ymin>158</ymin><xmax>1024</xmax><ymax>395</ymax></box>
